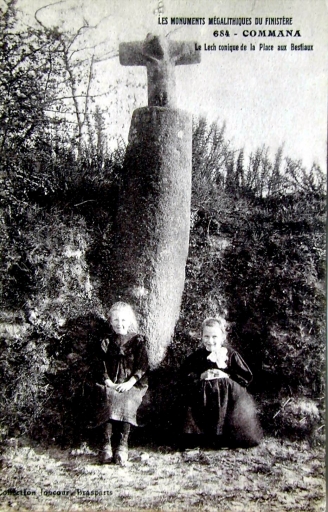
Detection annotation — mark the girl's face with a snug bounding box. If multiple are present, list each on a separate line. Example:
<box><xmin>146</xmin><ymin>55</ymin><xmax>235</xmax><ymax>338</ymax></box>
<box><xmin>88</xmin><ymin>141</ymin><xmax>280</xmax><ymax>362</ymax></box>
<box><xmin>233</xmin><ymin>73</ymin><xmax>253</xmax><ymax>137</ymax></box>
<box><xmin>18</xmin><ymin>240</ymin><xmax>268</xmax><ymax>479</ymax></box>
<box><xmin>110</xmin><ymin>309</ymin><xmax>131</xmax><ymax>335</ymax></box>
<box><xmin>202</xmin><ymin>324</ymin><xmax>225</xmax><ymax>352</ymax></box>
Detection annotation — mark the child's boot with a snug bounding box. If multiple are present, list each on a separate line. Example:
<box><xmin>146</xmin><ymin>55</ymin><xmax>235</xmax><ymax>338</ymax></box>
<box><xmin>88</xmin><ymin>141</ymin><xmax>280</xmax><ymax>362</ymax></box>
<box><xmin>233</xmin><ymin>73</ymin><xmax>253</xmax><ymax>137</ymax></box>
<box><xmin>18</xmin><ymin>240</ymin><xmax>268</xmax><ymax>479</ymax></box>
<box><xmin>113</xmin><ymin>423</ymin><xmax>130</xmax><ymax>466</ymax></box>
<box><xmin>99</xmin><ymin>422</ymin><xmax>113</xmax><ymax>464</ymax></box>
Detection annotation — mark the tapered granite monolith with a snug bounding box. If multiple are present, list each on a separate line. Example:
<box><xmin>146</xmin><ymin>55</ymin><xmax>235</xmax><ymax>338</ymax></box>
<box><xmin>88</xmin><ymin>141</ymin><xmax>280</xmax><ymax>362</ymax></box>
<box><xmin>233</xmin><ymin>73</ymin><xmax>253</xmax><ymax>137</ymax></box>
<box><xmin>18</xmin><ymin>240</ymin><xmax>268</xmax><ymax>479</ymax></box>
<box><xmin>108</xmin><ymin>34</ymin><xmax>201</xmax><ymax>367</ymax></box>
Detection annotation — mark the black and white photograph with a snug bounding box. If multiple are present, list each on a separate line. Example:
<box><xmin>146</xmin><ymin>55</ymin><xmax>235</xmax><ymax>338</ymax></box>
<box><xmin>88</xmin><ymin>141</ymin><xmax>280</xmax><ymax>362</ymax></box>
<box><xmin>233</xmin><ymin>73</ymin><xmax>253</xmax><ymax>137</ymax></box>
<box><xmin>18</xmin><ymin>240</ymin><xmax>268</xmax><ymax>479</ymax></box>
<box><xmin>0</xmin><ymin>0</ymin><xmax>326</xmax><ymax>510</ymax></box>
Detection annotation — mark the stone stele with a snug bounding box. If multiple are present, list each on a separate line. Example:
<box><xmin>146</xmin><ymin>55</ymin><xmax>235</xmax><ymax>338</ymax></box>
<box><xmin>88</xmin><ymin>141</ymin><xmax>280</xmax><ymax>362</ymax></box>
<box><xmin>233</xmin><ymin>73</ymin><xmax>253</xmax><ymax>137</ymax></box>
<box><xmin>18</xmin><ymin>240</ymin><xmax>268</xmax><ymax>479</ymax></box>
<box><xmin>108</xmin><ymin>34</ymin><xmax>201</xmax><ymax>367</ymax></box>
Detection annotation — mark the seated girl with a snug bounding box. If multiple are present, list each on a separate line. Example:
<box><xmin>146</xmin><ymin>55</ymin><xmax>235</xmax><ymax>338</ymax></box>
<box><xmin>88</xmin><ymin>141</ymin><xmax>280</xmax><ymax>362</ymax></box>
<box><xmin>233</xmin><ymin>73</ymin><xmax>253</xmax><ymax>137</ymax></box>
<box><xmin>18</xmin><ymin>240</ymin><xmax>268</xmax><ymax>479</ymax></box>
<box><xmin>88</xmin><ymin>301</ymin><xmax>149</xmax><ymax>466</ymax></box>
<box><xmin>181</xmin><ymin>317</ymin><xmax>262</xmax><ymax>448</ymax></box>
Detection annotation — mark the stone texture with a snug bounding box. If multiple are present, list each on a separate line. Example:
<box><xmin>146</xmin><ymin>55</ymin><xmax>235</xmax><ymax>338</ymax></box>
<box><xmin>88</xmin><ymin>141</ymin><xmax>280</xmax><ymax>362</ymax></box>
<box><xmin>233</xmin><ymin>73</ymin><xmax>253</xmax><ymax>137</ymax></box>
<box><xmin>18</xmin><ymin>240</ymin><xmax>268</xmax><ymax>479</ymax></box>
<box><xmin>119</xmin><ymin>34</ymin><xmax>201</xmax><ymax>107</ymax></box>
<box><xmin>108</xmin><ymin>107</ymin><xmax>192</xmax><ymax>367</ymax></box>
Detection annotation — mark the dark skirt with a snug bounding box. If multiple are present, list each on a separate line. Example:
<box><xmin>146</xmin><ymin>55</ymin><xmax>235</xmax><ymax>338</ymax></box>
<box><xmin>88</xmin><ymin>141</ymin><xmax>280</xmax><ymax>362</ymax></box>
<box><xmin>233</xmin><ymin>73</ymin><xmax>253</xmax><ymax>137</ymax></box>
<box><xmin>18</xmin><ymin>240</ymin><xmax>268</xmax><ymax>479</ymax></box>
<box><xmin>184</xmin><ymin>378</ymin><xmax>262</xmax><ymax>447</ymax></box>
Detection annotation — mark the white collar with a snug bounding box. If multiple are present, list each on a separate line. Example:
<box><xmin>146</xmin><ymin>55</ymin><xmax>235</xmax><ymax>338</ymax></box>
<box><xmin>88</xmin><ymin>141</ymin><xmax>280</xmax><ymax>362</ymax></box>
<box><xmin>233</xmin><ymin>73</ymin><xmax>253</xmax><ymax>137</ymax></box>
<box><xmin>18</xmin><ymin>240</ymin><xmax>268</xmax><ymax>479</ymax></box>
<box><xmin>207</xmin><ymin>346</ymin><xmax>228</xmax><ymax>367</ymax></box>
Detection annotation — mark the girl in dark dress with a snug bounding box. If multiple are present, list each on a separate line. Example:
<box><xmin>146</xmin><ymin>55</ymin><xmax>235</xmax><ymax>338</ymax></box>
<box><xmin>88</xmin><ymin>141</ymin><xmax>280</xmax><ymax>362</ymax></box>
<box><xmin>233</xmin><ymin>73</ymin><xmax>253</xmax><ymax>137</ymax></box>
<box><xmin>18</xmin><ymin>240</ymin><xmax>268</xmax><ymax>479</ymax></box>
<box><xmin>181</xmin><ymin>317</ymin><xmax>262</xmax><ymax>448</ymax></box>
<box><xmin>90</xmin><ymin>302</ymin><xmax>149</xmax><ymax>466</ymax></box>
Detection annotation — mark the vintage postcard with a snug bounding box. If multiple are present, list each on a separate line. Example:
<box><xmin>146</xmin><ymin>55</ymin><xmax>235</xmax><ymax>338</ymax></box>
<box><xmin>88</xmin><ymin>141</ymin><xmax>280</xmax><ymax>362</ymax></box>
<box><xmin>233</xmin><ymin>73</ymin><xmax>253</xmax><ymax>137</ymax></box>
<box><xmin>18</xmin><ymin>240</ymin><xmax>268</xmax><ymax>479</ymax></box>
<box><xmin>0</xmin><ymin>0</ymin><xmax>326</xmax><ymax>511</ymax></box>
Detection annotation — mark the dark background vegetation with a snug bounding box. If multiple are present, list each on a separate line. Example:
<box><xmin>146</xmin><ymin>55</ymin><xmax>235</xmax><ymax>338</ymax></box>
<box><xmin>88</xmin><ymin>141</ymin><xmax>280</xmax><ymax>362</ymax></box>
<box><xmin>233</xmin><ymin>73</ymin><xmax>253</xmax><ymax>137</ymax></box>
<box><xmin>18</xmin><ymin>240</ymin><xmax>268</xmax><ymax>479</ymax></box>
<box><xmin>0</xmin><ymin>1</ymin><xmax>325</xmax><ymax>449</ymax></box>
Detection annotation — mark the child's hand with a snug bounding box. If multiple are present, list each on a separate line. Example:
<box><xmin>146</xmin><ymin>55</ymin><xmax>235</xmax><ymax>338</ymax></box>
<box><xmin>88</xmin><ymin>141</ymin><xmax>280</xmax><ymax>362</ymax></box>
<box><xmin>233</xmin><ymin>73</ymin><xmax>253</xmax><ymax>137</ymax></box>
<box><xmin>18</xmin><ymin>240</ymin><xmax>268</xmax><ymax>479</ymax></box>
<box><xmin>115</xmin><ymin>382</ymin><xmax>133</xmax><ymax>393</ymax></box>
<box><xmin>200</xmin><ymin>370</ymin><xmax>213</xmax><ymax>380</ymax></box>
<box><xmin>115</xmin><ymin>376</ymin><xmax>137</xmax><ymax>393</ymax></box>
<box><xmin>201</xmin><ymin>369</ymin><xmax>229</xmax><ymax>380</ymax></box>
<box><xmin>105</xmin><ymin>378</ymin><xmax>116</xmax><ymax>389</ymax></box>
<box><xmin>215</xmin><ymin>369</ymin><xmax>229</xmax><ymax>379</ymax></box>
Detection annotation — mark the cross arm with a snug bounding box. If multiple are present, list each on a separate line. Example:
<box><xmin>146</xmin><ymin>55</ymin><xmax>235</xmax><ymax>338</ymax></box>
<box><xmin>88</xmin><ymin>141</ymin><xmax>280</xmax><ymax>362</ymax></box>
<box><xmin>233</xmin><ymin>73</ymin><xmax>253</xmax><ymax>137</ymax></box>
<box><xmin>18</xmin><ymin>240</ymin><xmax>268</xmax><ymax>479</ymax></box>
<box><xmin>119</xmin><ymin>42</ymin><xmax>147</xmax><ymax>66</ymax></box>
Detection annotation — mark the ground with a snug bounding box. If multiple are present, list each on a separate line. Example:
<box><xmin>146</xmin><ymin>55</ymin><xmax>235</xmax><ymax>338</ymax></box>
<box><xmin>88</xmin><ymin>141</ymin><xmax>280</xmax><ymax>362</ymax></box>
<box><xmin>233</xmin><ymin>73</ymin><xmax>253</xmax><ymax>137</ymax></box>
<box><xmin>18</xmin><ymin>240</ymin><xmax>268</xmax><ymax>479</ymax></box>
<box><xmin>0</xmin><ymin>437</ymin><xmax>325</xmax><ymax>512</ymax></box>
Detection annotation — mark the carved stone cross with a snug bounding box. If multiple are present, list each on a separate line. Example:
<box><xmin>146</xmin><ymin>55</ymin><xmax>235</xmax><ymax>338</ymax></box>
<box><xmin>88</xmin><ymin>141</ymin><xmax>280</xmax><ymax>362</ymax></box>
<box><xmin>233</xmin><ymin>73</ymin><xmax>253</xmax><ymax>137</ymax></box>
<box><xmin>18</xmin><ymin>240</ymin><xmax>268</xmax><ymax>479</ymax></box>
<box><xmin>119</xmin><ymin>34</ymin><xmax>201</xmax><ymax>107</ymax></box>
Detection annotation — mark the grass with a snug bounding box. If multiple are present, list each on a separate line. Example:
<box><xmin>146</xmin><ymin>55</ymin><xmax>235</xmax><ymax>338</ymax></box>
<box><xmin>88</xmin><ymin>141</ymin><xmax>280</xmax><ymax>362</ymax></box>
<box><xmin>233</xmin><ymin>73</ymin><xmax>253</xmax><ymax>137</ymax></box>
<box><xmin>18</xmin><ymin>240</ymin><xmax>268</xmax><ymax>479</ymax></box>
<box><xmin>0</xmin><ymin>437</ymin><xmax>325</xmax><ymax>512</ymax></box>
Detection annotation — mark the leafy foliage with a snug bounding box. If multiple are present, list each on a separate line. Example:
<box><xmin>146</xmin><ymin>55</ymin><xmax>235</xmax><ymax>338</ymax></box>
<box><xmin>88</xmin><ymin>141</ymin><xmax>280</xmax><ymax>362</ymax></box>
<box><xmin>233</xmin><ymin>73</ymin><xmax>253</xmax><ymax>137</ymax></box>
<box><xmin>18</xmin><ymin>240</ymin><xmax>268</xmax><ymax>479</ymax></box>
<box><xmin>0</xmin><ymin>322</ymin><xmax>49</xmax><ymax>439</ymax></box>
<box><xmin>1</xmin><ymin>1</ymin><xmax>64</xmax><ymax>154</ymax></box>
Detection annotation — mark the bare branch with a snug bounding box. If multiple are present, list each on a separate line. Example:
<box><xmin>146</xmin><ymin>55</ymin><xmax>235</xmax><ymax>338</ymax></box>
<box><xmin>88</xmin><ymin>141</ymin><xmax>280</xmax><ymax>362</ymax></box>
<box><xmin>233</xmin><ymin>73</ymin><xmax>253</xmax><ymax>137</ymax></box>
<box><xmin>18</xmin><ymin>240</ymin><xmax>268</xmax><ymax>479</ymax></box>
<box><xmin>65</xmin><ymin>26</ymin><xmax>90</xmax><ymax>53</ymax></box>
<box><xmin>94</xmin><ymin>52</ymin><xmax>119</xmax><ymax>63</ymax></box>
<box><xmin>34</xmin><ymin>1</ymin><xmax>65</xmax><ymax>27</ymax></box>
<box><xmin>84</xmin><ymin>52</ymin><xmax>95</xmax><ymax>142</ymax></box>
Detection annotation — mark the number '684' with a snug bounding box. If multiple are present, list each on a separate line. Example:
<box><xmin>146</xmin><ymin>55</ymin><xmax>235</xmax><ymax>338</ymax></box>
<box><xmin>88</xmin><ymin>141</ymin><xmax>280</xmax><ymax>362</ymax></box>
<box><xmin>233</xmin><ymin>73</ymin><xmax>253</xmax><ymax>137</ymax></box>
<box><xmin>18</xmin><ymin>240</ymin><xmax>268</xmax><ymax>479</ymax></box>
<box><xmin>213</xmin><ymin>30</ymin><xmax>230</xmax><ymax>37</ymax></box>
